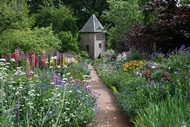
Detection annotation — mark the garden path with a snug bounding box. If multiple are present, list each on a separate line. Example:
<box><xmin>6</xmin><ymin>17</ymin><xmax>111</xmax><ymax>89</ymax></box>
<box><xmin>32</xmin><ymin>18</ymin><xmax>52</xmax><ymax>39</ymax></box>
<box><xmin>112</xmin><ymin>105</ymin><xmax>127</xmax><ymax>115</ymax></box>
<box><xmin>88</xmin><ymin>65</ymin><xmax>133</xmax><ymax>127</ymax></box>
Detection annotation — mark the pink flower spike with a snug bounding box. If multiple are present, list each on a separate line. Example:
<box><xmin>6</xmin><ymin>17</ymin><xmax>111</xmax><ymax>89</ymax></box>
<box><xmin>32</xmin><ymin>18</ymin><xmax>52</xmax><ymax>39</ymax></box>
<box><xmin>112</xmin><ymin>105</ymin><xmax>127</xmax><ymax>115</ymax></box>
<box><xmin>41</xmin><ymin>51</ymin><xmax>46</xmax><ymax>68</ymax></box>
<box><xmin>31</xmin><ymin>54</ymin><xmax>36</xmax><ymax>73</ymax></box>
<box><xmin>15</xmin><ymin>49</ymin><xmax>19</xmax><ymax>68</ymax></box>
<box><xmin>26</xmin><ymin>58</ymin><xmax>30</xmax><ymax>79</ymax></box>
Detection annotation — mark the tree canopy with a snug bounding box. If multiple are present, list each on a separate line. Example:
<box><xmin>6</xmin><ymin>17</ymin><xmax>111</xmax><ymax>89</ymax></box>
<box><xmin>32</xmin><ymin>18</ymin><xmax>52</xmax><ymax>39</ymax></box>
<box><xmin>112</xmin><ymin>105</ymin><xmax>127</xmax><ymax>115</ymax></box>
<box><xmin>0</xmin><ymin>0</ymin><xmax>34</xmax><ymax>33</ymax></box>
<box><xmin>124</xmin><ymin>0</ymin><xmax>190</xmax><ymax>53</ymax></box>
<box><xmin>1</xmin><ymin>0</ymin><xmax>190</xmax><ymax>56</ymax></box>
<box><xmin>101</xmin><ymin>0</ymin><xmax>144</xmax><ymax>52</ymax></box>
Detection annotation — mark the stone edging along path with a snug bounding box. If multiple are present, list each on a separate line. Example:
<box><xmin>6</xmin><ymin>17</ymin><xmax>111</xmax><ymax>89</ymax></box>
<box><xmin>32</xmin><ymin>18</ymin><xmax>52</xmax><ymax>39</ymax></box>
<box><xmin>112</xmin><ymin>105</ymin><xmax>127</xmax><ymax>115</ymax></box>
<box><xmin>88</xmin><ymin>65</ymin><xmax>133</xmax><ymax>127</ymax></box>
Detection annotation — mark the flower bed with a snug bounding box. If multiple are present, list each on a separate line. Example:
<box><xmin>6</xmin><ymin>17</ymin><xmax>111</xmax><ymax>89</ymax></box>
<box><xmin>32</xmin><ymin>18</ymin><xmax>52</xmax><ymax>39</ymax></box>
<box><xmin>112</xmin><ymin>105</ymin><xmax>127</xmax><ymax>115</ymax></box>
<box><xmin>94</xmin><ymin>45</ymin><xmax>190</xmax><ymax>126</ymax></box>
<box><xmin>0</xmin><ymin>49</ymin><xmax>96</xmax><ymax>127</ymax></box>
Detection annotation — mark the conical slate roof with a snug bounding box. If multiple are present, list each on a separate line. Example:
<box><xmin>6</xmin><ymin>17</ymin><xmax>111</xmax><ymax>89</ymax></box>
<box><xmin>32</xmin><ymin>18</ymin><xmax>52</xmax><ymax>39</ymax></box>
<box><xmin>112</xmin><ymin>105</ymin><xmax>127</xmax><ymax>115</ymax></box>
<box><xmin>79</xmin><ymin>14</ymin><xmax>104</xmax><ymax>33</ymax></box>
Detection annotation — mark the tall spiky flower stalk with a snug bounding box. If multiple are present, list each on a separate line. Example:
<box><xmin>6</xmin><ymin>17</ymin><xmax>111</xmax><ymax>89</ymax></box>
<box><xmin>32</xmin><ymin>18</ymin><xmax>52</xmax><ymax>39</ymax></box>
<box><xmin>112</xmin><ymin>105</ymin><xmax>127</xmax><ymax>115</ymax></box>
<box><xmin>31</xmin><ymin>54</ymin><xmax>35</xmax><ymax>75</ymax></box>
<box><xmin>15</xmin><ymin>48</ymin><xmax>19</xmax><ymax>69</ymax></box>
<box><xmin>41</xmin><ymin>51</ymin><xmax>46</xmax><ymax>68</ymax></box>
<box><xmin>26</xmin><ymin>58</ymin><xmax>30</xmax><ymax>79</ymax></box>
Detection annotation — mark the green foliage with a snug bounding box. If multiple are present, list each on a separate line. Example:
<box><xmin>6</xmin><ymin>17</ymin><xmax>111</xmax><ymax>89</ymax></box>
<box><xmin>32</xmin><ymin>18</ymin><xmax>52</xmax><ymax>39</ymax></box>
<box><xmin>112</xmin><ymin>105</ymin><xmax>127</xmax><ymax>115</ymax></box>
<box><xmin>162</xmin><ymin>49</ymin><xmax>190</xmax><ymax>73</ymax></box>
<box><xmin>58</xmin><ymin>31</ymin><xmax>79</xmax><ymax>54</ymax></box>
<box><xmin>0</xmin><ymin>27</ymin><xmax>61</xmax><ymax>55</ymax></box>
<box><xmin>133</xmin><ymin>92</ymin><xmax>190</xmax><ymax>127</ymax></box>
<box><xmin>35</xmin><ymin>5</ymin><xmax>78</xmax><ymax>35</ymax></box>
<box><xmin>60</xmin><ymin>0</ymin><xmax>108</xmax><ymax>28</ymax></box>
<box><xmin>101</xmin><ymin>71</ymin><xmax>131</xmax><ymax>91</ymax></box>
<box><xmin>130</xmin><ymin>50</ymin><xmax>143</xmax><ymax>60</ymax></box>
<box><xmin>79</xmin><ymin>50</ymin><xmax>89</xmax><ymax>58</ymax></box>
<box><xmin>0</xmin><ymin>0</ymin><xmax>35</xmax><ymax>33</ymax></box>
<box><xmin>64</xmin><ymin>62</ymin><xmax>90</xmax><ymax>81</ymax></box>
<box><xmin>115</xmin><ymin>77</ymin><xmax>147</xmax><ymax>116</ymax></box>
<box><xmin>62</xmin><ymin>17</ymin><xmax>79</xmax><ymax>37</ymax></box>
<box><xmin>101</xmin><ymin>0</ymin><xmax>144</xmax><ymax>51</ymax></box>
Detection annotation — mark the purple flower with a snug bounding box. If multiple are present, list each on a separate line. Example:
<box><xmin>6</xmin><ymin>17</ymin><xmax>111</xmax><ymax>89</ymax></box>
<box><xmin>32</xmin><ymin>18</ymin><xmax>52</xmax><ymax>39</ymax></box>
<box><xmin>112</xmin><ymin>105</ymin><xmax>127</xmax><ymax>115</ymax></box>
<box><xmin>51</xmin><ymin>75</ymin><xmax>63</xmax><ymax>85</ymax></box>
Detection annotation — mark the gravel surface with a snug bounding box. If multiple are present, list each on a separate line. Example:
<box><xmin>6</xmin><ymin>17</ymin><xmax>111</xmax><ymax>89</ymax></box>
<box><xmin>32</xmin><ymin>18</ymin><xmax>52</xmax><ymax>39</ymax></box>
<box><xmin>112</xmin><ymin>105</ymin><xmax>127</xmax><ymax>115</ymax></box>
<box><xmin>88</xmin><ymin>65</ymin><xmax>133</xmax><ymax>127</ymax></box>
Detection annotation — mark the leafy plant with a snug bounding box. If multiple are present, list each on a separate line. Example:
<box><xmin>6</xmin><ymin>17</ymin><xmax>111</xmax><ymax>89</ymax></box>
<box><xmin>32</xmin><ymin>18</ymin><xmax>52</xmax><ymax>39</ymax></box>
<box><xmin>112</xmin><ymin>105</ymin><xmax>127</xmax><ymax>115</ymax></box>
<box><xmin>58</xmin><ymin>31</ymin><xmax>79</xmax><ymax>54</ymax></box>
<box><xmin>133</xmin><ymin>92</ymin><xmax>190</xmax><ymax>127</ymax></box>
<box><xmin>0</xmin><ymin>27</ymin><xmax>61</xmax><ymax>56</ymax></box>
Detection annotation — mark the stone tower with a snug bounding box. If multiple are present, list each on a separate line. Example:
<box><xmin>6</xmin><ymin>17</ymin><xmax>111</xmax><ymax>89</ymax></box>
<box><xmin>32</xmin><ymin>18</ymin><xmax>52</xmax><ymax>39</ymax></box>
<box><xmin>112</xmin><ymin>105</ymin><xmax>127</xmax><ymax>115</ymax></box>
<box><xmin>79</xmin><ymin>14</ymin><xmax>106</xmax><ymax>59</ymax></box>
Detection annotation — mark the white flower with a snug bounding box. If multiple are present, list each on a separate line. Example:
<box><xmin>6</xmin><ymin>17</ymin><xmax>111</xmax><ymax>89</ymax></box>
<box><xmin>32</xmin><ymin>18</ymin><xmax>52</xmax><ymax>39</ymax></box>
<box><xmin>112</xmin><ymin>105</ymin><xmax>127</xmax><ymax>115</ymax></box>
<box><xmin>0</xmin><ymin>62</ymin><xmax>6</xmax><ymax>66</ymax></box>
<box><xmin>70</xmin><ymin>113</ymin><xmax>75</xmax><ymax>118</ymax></box>
<box><xmin>6</xmin><ymin>62</ymin><xmax>10</xmax><ymax>65</ymax></box>
<box><xmin>66</xmin><ymin>73</ymin><xmax>70</xmax><ymax>75</ymax></box>
<box><xmin>56</xmin><ymin>93</ymin><xmax>61</xmax><ymax>97</ymax></box>
<box><xmin>63</xmin><ymin>65</ymin><xmax>68</xmax><ymax>68</ymax></box>
<box><xmin>65</xmin><ymin>118</ymin><xmax>70</xmax><ymax>122</ymax></box>
<box><xmin>50</xmin><ymin>82</ymin><xmax>55</xmax><ymax>85</ymax></box>
<box><xmin>15</xmin><ymin>91</ymin><xmax>20</xmax><ymax>96</ymax></box>
<box><xmin>51</xmin><ymin>56</ymin><xmax>57</xmax><ymax>60</ymax></box>
<box><xmin>65</xmin><ymin>102</ymin><xmax>70</xmax><ymax>105</ymax></box>
<box><xmin>76</xmin><ymin>90</ymin><xmax>82</xmax><ymax>94</ymax></box>
<box><xmin>10</xmin><ymin>58</ymin><xmax>15</xmax><ymax>62</ymax></box>
<box><xmin>65</xmin><ymin>108</ymin><xmax>70</xmax><ymax>111</ymax></box>
<box><xmin>0</xmin><ymin>58</ymin><xmax>6</xmax><ymax>62</ymax></box>
<box><xmin>40</xmin><ymin>107</ymin><xmax>44</xmax><ymax>111</ymax></box>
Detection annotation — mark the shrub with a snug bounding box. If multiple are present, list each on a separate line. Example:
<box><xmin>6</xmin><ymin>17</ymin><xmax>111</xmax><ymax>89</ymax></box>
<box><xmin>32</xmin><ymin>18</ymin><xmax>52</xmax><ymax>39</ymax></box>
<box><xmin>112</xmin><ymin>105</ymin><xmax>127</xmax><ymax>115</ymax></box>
<box><xmin>58</xmin><ymin>31</ymin><xmax>79</xmax><ymax>54</ymax></box>
<box><xmin>0</xmin><ymin>27</ymin><xmax>61</xmax><ymax>56</ymax></box>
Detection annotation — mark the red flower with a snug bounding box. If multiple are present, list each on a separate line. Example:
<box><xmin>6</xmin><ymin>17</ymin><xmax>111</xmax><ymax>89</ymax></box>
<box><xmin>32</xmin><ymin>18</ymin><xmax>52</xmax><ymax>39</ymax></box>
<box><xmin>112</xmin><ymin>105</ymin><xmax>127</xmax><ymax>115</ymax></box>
<box><xmin>30</xmin><ymin>50</ymin><xmax>35</xmax><ymax>55</ymax></box>
<box><xmin>3</xmin><ymin>56</ymin><xmax>9</xmax><ymax>60</ymax></box>
<box><xmin>145</xmin><ymin>70</ymin><xmax>151</xmax><ymax>76</ymax></box>
<box><xmin>11</xmin><ymin>53</ymin><xmax>17</xmax><ymax>59</ymax></box>
<box><xmin>161</xmin><ymin>71</ymin><xmax>173</xmax><ymax>82</ymax></box>
<box><xmin>144</xmin><ymin>70</ymin><xmax>152</xmax><ymax>82</ymax></box>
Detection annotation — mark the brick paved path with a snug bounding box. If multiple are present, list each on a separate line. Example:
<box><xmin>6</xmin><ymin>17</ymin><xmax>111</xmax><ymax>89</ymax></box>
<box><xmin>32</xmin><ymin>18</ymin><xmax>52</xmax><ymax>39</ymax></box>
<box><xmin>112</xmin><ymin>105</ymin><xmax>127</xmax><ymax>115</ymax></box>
<box><xmin>88</xmin><ymin>65</ymin><xmax>133</xmax><ymax>127</ymax></box>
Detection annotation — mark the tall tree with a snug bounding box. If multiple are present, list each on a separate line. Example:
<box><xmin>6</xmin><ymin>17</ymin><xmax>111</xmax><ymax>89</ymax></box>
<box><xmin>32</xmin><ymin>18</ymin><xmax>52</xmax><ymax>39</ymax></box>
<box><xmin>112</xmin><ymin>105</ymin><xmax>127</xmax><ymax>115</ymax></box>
<box><xmin>35</xmin><ymin>4</ymin><xmax>78</xmax><ymax>36</ymax></box>
<box><xmin>0</xmin><ymin>0</ymin><xmax>34</xmax><ymax>33</ymax></box>
<box><xmin>59</xmin><ymin>0</ymin><xmax>108</xmax><ymax>29</ymax></box>
<box><xmin>0</xmin><ymin>0</ymin><xmax>61</xmax><ymax>56</ymax></box>
<box><xmin>101</xmin><ymin>0</ymin><xmax>144</xmax><ymax>52</ymax></box>
<box><xmin>125</xmin><ymin>0</ymin><xmax>190</xmax><ymax>53</ymax></box>
<box><xmin>26</xmin><ymin>0</ymin><xmax>108</xmax><ymax>31</ymax></box>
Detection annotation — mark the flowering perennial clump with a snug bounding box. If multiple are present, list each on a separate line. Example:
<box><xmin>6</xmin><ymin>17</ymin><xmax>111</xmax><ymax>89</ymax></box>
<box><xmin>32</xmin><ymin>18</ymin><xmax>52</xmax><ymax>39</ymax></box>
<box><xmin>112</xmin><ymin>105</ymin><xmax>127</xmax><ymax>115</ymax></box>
<box><xmin>123</xmin><ymin>60</ymin><xmax>146</xmax><ymax>71</ymax></box>
<box><xmin>0</xmin><ymin>49</ymin><xmax>96</xmax><ymax>127</ymax></box>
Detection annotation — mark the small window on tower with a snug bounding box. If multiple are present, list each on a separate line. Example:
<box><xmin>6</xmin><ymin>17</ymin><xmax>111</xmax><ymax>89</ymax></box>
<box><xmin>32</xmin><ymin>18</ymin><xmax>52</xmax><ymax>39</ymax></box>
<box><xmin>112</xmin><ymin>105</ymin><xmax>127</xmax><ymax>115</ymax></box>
<box><xmin>86</xmin><ymin>45</ymin><xmax>89</xmax><ymax>53</ymax></box>
<box><xmin>99</xmin><ymin>43</ymin><xmax>102</xmax><ymax>48</ymax></box>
